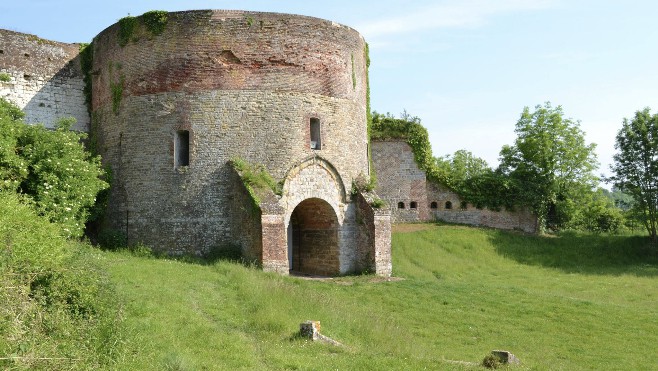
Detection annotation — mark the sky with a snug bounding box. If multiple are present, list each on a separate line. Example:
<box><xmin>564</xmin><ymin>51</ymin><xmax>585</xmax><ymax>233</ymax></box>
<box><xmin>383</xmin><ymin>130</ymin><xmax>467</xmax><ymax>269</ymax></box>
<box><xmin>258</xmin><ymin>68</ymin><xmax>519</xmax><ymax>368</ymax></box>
<box><xmin>3</xmin><ymin>0</ymin><xmax>658</xmax><ymax>182</ymax></box>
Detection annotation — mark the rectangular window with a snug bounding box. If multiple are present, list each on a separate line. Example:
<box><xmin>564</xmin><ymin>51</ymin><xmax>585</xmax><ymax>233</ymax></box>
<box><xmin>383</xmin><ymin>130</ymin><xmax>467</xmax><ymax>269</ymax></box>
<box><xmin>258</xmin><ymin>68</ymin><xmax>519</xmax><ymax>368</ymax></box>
<box><xmin>310</xmin><ymin>118</ymin><xmax>321</xmax><ymax>150</ymax></box>
<box><xmin>175</xmin><ymin>130</ymin><xmax>189</xmax><ymax>168</ymax></box>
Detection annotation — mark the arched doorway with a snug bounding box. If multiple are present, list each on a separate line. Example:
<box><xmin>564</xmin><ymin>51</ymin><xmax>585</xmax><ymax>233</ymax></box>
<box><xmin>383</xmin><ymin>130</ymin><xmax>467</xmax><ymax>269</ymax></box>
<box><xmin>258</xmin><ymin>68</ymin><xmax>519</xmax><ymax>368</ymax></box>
<box><xmin>288</xmin><ymin>198</ymin><xmax>340</xmax><ymax>276</ymax></box>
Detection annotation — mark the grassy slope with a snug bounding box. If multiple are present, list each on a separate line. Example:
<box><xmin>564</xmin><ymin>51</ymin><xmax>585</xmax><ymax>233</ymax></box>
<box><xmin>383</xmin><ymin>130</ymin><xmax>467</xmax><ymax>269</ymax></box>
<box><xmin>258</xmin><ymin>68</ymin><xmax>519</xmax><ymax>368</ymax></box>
<box><xmin>105</xmin><ymin>225</ymin><xmax>658</xmax><ymax>370</ymax></box>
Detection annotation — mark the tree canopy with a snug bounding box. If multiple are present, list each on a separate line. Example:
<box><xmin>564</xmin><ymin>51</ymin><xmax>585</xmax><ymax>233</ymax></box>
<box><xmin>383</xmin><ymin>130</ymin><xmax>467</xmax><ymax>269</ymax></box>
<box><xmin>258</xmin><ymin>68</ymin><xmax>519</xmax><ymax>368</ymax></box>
<box><xmin>498</xmin><ymin>102</ymin><xmax>598</xmax><ymax>231</ymax></box>
<box><xmin>609</xmin><ymin>108</ymin><xmax>658</xmax><ymax>241</ymax></box>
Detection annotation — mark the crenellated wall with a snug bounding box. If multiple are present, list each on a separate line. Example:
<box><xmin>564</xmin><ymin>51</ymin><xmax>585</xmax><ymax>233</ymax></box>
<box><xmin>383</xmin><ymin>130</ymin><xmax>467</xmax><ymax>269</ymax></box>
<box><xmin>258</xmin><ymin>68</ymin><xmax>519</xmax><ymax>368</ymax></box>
<box><xmin>0</xmin><ymin>30</ymin><xmax>88</xmax><ymax>131</ymax></box>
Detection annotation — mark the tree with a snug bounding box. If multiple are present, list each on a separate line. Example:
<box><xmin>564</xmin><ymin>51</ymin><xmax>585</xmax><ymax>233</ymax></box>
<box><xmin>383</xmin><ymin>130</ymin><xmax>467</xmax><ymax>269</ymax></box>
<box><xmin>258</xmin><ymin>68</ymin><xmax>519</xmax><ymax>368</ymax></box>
<box><xmin>434</xmin><ymin>150</ymin><xmax>514</xmax><ymax>210</ymax></box>
<box><xmin>0</xmin><ymin>98</ymin><xmax>108</xmax><ymax>238</ymax></box>
<box><xmin>499</xmin><ymin>102</ymin><xmax>598</xmax><ymax>232</ymax></box>
<box><xmin>609</xmin><ymin>108</ymin><xmax>658</xmax><ymax>241</ymax></box>
<box><xmin>435</xmin><ymin>149</ymin><xmax>490</xmax><ymax>190</ymax></box>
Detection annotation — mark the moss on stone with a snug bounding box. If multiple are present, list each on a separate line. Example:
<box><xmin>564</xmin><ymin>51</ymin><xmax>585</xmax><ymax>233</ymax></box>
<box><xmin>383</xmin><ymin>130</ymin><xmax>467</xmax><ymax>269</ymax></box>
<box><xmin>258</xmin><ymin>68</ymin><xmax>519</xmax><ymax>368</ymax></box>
<box><xmin>231</xmin><ymin>158</ymin><xmax>282</xmax><ymax>210</ymax></box>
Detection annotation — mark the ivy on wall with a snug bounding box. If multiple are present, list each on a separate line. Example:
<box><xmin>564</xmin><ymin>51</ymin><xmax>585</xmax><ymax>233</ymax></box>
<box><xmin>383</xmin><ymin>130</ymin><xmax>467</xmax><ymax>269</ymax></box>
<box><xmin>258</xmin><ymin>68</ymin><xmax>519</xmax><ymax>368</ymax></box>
<box><xmin>79</xmin><ymin>42</ymin><xmax>94</xmax><ymax>113</ymax></box>
<box><xmin>370</xmin><ymin>112</ymin><xmax>440</xmax><ymax>182</ymax></box>
<box><xmin>118</xmin><ymin>10</ymin><xmax>169</xmax><ymax>47</ymax></box>
<box><xmin>364</xmin><ymin>43</ymin><xmax>376</xmax><ymax>188</ymax></box>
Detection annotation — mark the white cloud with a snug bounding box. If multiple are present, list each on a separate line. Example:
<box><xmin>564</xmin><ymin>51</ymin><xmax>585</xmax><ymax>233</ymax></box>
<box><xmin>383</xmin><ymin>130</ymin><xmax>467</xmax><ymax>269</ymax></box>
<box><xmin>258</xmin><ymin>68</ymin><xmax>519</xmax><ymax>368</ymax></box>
<box><xmin>357</xmin><ymin>0</ymin><xmax>555</xmax><ymax>40</ymax></box>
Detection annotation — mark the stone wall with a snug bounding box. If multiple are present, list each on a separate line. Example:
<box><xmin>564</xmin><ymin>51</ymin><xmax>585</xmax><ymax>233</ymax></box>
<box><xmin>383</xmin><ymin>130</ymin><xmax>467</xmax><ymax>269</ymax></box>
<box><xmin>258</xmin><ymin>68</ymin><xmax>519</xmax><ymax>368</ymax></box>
<box><xmin>91</xmin><ymin>10</ymin><xmax>372</xmax><ymax>257</ymax></box>
<box><xmin>0</xmin><ymin>10</ymin><xmax>392</xmax><ymax>276</ymax></box>
<box><xmin>0</xmin><ymin>30</ymin><xmax>88</xmax><ymax>131</ymax></box>
<box><xmin>372</xmin><ymin>140</ymin><xmax>537</xmax><ymax>233</ymax></box>
<box><xmin>355</xmin><ymin>192</ymin><xmax>392</xmax><ymax>276</ymax></box>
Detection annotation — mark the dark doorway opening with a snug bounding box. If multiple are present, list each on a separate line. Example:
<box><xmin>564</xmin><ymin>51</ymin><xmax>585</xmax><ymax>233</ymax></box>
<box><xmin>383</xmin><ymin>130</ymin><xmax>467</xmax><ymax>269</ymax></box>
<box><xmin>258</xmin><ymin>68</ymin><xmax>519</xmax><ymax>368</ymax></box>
<box><xmin>288</xmin><ymin>198</ymin><xmax>339</xmax><ymax>276</ymax></box>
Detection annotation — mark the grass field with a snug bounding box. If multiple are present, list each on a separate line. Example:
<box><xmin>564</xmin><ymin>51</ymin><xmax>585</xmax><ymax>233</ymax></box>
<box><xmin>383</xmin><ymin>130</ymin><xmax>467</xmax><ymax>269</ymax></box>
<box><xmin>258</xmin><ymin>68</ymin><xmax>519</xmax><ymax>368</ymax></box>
<box><xmin>104</xmin><ymin>224</ymin><xmax>658</xmax><ymax>370</ymax></box>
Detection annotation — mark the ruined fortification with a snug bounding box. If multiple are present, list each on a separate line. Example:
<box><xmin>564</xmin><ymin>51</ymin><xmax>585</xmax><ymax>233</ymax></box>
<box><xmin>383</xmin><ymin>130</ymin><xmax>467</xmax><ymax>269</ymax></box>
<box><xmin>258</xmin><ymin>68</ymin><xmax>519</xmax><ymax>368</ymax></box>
<box><xmin>1</xmin><ymin>9</ymin><xmax>537</xmax><ymax>276</ymax></box>
<box><xmin>1</xmin><ymin>10</ymin><xmax>391</xmax><ymax>276</ymax></box>
<box><xmin>372</xmin><ymin>140</ymin><xmax>537</xmax><ymax>232</ymax></box>
<box><xmin>0</xmin><ymin>30</ymin><xmax>87</xmax><ymax>131</ymax></box>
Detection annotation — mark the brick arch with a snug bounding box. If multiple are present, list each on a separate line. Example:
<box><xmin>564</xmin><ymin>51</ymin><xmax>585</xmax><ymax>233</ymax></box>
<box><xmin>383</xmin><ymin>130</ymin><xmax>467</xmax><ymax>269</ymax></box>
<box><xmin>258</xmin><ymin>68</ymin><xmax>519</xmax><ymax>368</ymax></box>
<box><xmin>281</xmin><ymin>156</ymin><xmax>348</xmax><ymax>229</ymax></box>
<box><xmin>282</xmin><ymin>155</ymin><xmax>347</xmax><ymax>203</ymax></box>
<box><xmin>288</xmin><ymin>197</ymin><xmax>340</xmax><ymax>276</ymax></box>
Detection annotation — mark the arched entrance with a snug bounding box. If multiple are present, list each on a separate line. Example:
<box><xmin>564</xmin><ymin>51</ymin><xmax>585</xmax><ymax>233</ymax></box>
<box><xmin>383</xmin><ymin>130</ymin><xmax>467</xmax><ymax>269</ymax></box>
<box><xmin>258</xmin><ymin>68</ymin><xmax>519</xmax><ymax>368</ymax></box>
<box><xmin>288</xmin><ymin>198</ymin><xmax>340</xmax><ymax>276</ymax></box>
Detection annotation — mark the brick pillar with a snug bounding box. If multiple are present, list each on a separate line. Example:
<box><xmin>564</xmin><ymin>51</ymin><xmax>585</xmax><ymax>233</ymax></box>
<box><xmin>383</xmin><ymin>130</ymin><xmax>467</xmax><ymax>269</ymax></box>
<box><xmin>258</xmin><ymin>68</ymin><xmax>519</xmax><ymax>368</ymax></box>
<box><xmin>261</xmin><ymin>214</ymin><xmax>288</xmax><ymax>274</ymax></box>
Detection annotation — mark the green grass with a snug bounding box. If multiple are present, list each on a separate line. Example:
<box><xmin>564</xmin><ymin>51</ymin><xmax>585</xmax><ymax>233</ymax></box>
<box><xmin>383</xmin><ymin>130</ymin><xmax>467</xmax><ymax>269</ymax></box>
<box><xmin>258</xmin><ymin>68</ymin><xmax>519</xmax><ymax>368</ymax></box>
<box><xmin>103</xmin><ymin>224</ymin><xmax>658</xmax><ymax>370</ymax></box>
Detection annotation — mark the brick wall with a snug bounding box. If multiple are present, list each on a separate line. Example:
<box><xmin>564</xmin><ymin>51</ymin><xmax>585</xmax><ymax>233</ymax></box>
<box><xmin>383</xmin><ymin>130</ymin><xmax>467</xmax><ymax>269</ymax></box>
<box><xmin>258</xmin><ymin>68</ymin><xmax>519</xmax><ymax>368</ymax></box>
<box><xmin>0</xmin><ymin>30</ymin><xmax>88</xmax><ymax>131</ymax></box>
<box><xmin>91</xmin><ymin>10</ymin><xmax>374</xmax><ymax>258</ymax></box>
<box><xmin>372</xmin><ymin>140</ymin><xmax>537</xmax><ymax>233</ymax></box>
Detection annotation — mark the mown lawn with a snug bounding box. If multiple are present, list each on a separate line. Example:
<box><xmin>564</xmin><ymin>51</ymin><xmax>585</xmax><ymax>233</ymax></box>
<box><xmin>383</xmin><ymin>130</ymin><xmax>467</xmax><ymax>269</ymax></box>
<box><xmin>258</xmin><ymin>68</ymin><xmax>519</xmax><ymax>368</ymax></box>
<box><xmin>104</xmin><ymin>224</ymin><xmax>658</xmax><ymax>370</ymax></box>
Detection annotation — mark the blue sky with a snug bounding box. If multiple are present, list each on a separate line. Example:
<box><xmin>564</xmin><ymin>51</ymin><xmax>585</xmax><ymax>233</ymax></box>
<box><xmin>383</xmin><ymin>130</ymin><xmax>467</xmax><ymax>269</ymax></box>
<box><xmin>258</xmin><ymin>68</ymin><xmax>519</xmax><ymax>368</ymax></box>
<box><xmin>3</xmin><ymin>0</ymin><xmax>658</xmax><ymax>180</ymax></box>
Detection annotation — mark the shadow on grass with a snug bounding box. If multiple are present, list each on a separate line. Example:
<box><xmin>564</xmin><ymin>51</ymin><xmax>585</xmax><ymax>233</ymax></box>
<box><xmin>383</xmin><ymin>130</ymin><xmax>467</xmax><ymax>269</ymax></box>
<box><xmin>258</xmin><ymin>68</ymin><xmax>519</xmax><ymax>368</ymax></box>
<box><xmin>100</xmin><ymin>242</ymin><xmax>260</xmax><ymax>268</ymax></box>
<box><xmin>489</xmin><ymin>231</ymin><xmax>658</xmax><ymax>276</ymax></box>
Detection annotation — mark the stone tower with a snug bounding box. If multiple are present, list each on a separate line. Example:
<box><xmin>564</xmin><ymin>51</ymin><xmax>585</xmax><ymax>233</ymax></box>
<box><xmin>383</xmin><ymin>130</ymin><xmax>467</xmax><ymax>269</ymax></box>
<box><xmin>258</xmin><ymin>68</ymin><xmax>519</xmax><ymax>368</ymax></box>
<box><xmin>85</xmin><ymin>10</ymin><xmax>391</xmax><ymax>275</ymax></box>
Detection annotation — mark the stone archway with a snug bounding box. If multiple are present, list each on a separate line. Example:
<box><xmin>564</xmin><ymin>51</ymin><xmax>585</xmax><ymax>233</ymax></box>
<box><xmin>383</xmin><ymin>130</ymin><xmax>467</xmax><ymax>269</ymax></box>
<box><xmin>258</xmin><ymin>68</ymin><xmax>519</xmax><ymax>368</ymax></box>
<box><xmin>288</xmin><ymin>198</ymin><xmax>340</xmax><ymax>276</ymax></box>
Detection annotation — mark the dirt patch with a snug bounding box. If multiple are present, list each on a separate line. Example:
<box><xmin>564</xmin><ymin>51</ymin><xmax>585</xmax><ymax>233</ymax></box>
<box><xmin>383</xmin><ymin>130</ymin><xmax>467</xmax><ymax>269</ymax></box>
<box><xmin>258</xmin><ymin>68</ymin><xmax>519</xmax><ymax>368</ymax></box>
<box><xmin>291</xmin><ymin>274</ymin><xmax>404</xmax><ymax>285</ymax></box>
<box><xmin>393</xmin><ymin>223</ymin><xmax>436</xmax><ymax>233</ymax></box>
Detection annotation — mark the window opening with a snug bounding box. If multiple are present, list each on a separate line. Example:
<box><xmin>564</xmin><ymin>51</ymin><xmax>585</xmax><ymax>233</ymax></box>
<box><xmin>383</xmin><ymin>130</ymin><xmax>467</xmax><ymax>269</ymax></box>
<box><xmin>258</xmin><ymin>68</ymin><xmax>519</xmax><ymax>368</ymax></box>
<box><xmin>397</xmin><ymin>202</ymin><xmax>405</xmax><ymax>209</ymax></box>
<box><xmin>430</xmin><ymin>202</ymin><xmax>438</xmax><ymax>209</ymax></box>
<box><xmin>310</xmin><ymin>118</ymin><xmax>321</xmax><ymax>149</ymax></box>
<box><xmin>410</xmin><ymin>201</ymin><xmax>418</xmax><ymax>209</ymax></box>
<box><xmin>445</xmin><ymin>201</ymin><xmax>452</xmax><ymax>210</ymax></box>
<box><xmin>175</xmin><ymin>130</ymin><xmax>190</xmax><ymax>168</ymax></box>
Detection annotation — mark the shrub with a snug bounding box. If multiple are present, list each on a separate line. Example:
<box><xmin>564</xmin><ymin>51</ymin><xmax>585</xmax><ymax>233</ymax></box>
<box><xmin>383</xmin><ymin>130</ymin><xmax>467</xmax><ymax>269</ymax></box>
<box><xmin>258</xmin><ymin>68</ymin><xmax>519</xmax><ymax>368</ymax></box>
<box><xmin>0</xmin><ymin>99</ymin><xmax>108</xmax><ymax>237</ymax></box>
<box><xmin>0</xmin><ymin>192</ymin><xmax>124</xmax><ymax>369</ymax></box>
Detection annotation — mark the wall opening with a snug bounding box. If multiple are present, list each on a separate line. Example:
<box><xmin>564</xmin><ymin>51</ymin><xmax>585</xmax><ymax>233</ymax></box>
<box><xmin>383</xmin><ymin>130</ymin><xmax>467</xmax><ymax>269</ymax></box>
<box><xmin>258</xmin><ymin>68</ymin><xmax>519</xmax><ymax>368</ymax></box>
<box><xmin>397</xmin><ymin>202</ymin><xmax>405</xmax><ymax>209</ymax></box>
<box><xmin>289</xmin><ymin>198</ymin><xmax>339</xmax><ymax>276</ymax></box>
<box><xmin>175</xmin><ymin>130</ymin><xmax>190</xmax><ymax>168</ymax></box>
<box><xmin>310</xmin><ymin>118</ymin><xmax>321</xmax><ymax>150</ymax></box>
<box><xmin>460</xmin><ymin>201</ymin><xmax>468</xmax><ymax>210</ymax></box>
<box><xmin>410</xmin><ymin>201</ymin><xmax>418</xmax><ymax>209</ymax></box>
<box><xmin>445</xmin><ymin>201</ymin><xmax>453</xmax><ymax>210</ymax></box>
<box><xmin>430</xmin><ymin>201</ymin><xmax>438</xmax><ymax>209</ymax></box>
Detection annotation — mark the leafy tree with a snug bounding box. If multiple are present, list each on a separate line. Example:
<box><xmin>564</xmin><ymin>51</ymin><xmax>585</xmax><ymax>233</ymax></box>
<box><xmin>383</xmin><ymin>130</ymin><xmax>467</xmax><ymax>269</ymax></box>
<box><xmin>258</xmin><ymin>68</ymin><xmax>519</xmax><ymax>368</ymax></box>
<box><xmin>499</xmin><ymin>102</ymin><xmax>598</xmax><ymax>232</ymax></box>
<box><xmin>564</xmin><ymin>188</ymin><xmax>625</xmax><ymax>233</ymax></box>
<box><xmin>0</xmin><ymin>98</ymin><xmax>108</xmax><ymax>237</ymax></box>
<box><xmin>435</xmin><ymin>149</ymin><xmax>490</xmax><ymax>190</ymax></box>
<box><xmin>609</xmin><ymin>108</ymin><xmax>658</xmax><ymax>241</ymax></box>
<box><xmin>434</xmin><ymin>150</ymin><xmax>515</xmax><ymax>210</ymax></box>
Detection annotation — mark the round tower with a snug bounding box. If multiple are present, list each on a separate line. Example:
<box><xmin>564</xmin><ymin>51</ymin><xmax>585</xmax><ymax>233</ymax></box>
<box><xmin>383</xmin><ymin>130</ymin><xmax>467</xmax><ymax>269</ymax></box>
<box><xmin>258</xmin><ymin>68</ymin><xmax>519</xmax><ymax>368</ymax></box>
<box><xmin>90</xmin><ymin>10</ymin><xmax>389</xmax><ymax>276</ymax></box>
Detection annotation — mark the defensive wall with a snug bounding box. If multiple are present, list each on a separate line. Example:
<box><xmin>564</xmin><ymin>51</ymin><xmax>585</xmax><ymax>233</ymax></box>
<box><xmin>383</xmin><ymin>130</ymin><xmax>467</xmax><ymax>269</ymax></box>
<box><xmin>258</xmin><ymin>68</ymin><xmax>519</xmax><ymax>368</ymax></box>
<box><xmin>371</xmin><ymin>140</ymin><xmax>537</xmax><ymax>233</ymax></box>
<box><xmin>0</xmin><ymin>30</ymin><xmax>88</xmax><ymax>131</ymax></box>
<box><xmin>86</xmin><ymin>10</ymin><xmax>390</xmax><ymax>275</ymax></box>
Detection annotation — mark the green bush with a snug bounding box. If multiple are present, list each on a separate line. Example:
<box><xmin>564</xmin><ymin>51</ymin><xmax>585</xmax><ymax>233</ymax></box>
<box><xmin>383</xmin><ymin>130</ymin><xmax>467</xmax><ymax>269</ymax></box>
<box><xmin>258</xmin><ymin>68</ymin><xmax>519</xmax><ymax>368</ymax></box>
<box><xmin>0</xmin><ymin>99</ymin><xmax>108</xmax><ymax>238</ymax></box>
<box><xmin>0</xmin><ymin>192</ymin><xmax>124</xmax><ymax>369</ymax></box>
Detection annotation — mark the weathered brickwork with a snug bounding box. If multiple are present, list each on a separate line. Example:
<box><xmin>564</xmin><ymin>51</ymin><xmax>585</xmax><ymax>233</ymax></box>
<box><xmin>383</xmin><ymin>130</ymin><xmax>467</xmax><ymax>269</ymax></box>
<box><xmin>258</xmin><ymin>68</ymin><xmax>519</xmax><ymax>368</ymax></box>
<box><xmin>87</xmin><ymin>10</ymin><xmax>391</xmax><ymax>276</ymax></box>
<box><xmin>0</xmin><ymin>10</ymin><xmax>393</xmax><ymax>276</ymax></box>
<box><xmin>0</xmin><ymin>30</ymin><xmax>88</xmax><ymax>131</ymax></box>
<box><xmin>372</xmin><ymin>140</ymin><xmax>538</xmax><ymax>233</ymax></box>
